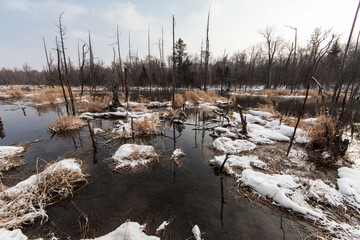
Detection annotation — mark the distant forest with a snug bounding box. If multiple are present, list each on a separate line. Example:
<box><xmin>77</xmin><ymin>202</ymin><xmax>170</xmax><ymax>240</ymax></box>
<box><xmin>1</xmin><ymin>21</ymin><xmax>360</xmax><ymax>101</ymax></box>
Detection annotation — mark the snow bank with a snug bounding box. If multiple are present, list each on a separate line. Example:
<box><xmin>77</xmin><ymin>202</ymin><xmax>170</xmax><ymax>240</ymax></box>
<box><xmin>213</xmin><ymin>137</ymin><xmax>256</xmax><ymax>154</ymax></box>
<box><xmin>210</xmin><ymin>155</ymin><xmax>266</xmax><ymax>173</ymax></box>
<box><xmin>248</xmin><ymin>110</ymin><xmax>273</xmax><ymax>118</ymax></box>
<box><xmin>0</xmin><ymin>146</ymin><xmax>25</xmax><ymax>159</ymax></box>
<box><xmin>84</xmin><ymin>221</ymin><xmax>159</xmax><ymax>240</ymax></box>
<box><xmin>112</xmin><ymin>144</ymin><xmax>158</xmax><ymax>169</ymax></box>
<box><xmin>239</xmin><ymin>169</ymin><xmax>321</xmax><ymax>217</ymax></box>
<box><xmin>337</xmin><ymin>167</ymin><xmax>360</xmax><ymax>208</ymax></box>
<box><xmin>0</xmin><ymin>228</ymin><xmax>27</xmax><ymax>240</ymax></box>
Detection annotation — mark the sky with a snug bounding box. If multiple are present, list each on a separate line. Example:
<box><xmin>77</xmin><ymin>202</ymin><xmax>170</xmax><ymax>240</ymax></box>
<box><xmin>0</xmin><ymin>0</ymin><xmax>359</xmax><ymax>71</ymax></box>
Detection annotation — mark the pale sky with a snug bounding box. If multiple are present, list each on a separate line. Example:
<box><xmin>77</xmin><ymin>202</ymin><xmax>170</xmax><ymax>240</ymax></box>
<box><xmin>0</xmin><ymin>0</ymin><xmax>359</xmax><ymax>70</ymax></box>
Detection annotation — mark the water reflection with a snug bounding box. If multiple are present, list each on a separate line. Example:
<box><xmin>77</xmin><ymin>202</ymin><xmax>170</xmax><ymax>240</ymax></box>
<box><xmin>0</xmin><ymin>117</ymin><xmax>5</xmax><ymax>139</ymax></box>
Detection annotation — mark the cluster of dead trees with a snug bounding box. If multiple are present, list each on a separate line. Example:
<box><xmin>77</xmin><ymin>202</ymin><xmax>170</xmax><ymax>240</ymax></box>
<box><xmin>1</xmin><ymin>19</ymin><xmax>360</xmax><ymax>104</ymax></box>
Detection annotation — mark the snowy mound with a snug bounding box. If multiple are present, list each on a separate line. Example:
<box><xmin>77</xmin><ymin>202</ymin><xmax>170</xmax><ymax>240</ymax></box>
<box><xmin>112</xmin><ymin>144</ymin><xmax>158</xmax><ymax>169</ymax></box>
<box><xmin>0</xmin><ymin>146</ymin><xmax>25</xmax><ymax>159</ymax></box>
<box><xmin>84</xmin><ymin>221</ymin><xmax>159</xmax><ymax>240</ymax></box>
<box><xmin>213</xmin><ymin>137</ymin><xmax>256</xmax><ymax>154</ymax></box>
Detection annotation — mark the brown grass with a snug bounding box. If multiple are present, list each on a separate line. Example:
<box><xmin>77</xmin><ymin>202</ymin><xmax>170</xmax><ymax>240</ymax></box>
<box><xmin>6</xmin><ymin>87</ymin><xmax>25</xmax><ymax>99</ymax></box>
<box><xmin>184</xmin><ymin>91</ymin><xmax>201</xmax><ymax>103</ymax></box>
<box><xmin>257</xmin><ymin>99</ymin><xmax>276</xmax><ymax>114</ymax></box>
<box><xmin>77</xmin><ymin>95</ymin><xmax>111</xmax><ymax>112</ymax></box>
<box><xmin>259</xmin><ymin>89</ymin><xmax>291</xmax><ymax>96</ymax></box>
<box><xmin>0</xmin><ymin>159</ymin><xmax>86</xmax><ymax>229</ymax></box>
<box><xmin>48</xmin><ymin>115</ymin><xmax>85</xmax><ymax>133</ymax></box>
<box><xmin>297</xmin><ymin>89</ymin><xmax>319</xmax><ymax>97</ymax></box>
<box><xmin>174</xmin><ymin>93</ymin><xmax>184</xmax><ymax>106</ymax></box>
<box><xmin>133</xmin><ymin>114</ymin><xmax>160</xmax><ymax>136</ymax></box>
<box><xmin>307</xmin><ymin>115</ymin><xmax>337</xmax><ymax>150</ymax></box>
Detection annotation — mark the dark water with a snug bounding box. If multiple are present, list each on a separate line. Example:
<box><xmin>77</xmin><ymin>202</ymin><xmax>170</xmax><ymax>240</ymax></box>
<box><xmin>0</xmin><ymin>98</ymin><xmax>315</xmax><ymax>239</ymax></box>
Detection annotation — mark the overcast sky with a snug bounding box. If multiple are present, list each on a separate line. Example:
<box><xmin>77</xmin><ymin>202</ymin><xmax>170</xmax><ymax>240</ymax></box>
<box><xmin>0</xmin><ymin>0</ymin><xmax>359</xmax><ymax>70</ymax></box>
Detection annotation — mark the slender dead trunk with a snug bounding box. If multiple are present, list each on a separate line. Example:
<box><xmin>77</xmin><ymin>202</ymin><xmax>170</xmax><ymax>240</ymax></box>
<box><xmin>43</xmin><ymin>37</ymin><xmax>54</xmax><ymax>88</ymax></box>
<box><xmin>204</xmin><ymin>7</ymin><xmax>210</xmax><ymax>91</ymax></box>
<box><xmin>56</xmin><ymin>40</ymin><xmax>69</xmax><ymax>115</ymax></box>
<box><xmin>333</xmin><ymin>0</ymin><xmax>360</xmax><ymax>102</ymax></box>
<box><xmin>172</xmin><ymin>15</ymin><xmax>176</xmax><ymax>107</ymax></box>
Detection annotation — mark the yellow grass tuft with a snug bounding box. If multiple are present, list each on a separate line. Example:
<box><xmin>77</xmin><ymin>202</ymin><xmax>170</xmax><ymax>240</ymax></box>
<box><xmin>174</xmin><ymin>93</ymin><xmax>184</xmax><ymax>106</ymax></box>
<box><xmin>48</xmin><ymin>115</ymin><xmax>85</xmax><ymax>133</ymax></box>
<box><xmin>133</xmin><ymin>114</ymin><xmax>160</xmax><ymax>136</ymax></box>
<box><xmin>6</xmin><ymin>87</ymin><xmax>25</xmax><ymax>99</ymax></box>
<box><xmin>259</xmin><ymin>89</ymin><xmax>291</xmax><ymax>96</ymax></box>
<box><xmin>184</xmin><ymin>91</ymin><xmax>201</xmax><ymax>103</ymax></box>
<box><xmin>307</xmin><ymin>115</ymin><xmax>337</xmax><ymax>150</ymax></box>
<box><xmin>78</xmin><ymin>95</ymin><xmax>111</xmax><ymax>112</ymax></box>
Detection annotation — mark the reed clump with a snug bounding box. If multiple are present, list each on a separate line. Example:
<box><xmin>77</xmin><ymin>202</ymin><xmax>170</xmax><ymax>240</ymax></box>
<box><xmin>78</xmin><ymin>95</ymin><xmax>111</xmax><ymax>112</ymax></box>
<box><xmin>6</xmin><ymin>87</ymin><xmax>25</xmax><ymax>99</ymax></box>
<box><xmin>0</xmin><ymin>159</ymin><xmax>86</xmax><ymax>229</ymax></box>
<box><xmin>48</xmin><ymin>115</ymin><xmax>85</xmax><ymax>133</ymax></box>
<box><xmin>184</xmin><ymin>91</ymin><xmax>201</xmax><ymax>103</ymax></box>
<box><xmin>133</xmin><ymin>114</ymin><xmax>160</xmax><ymax>136</ymax></box>
<box><xmin>307</xmin><ymin>115</ymin><xmax>337</xmax><ymax>151</ymax></box>
<box><xmin>173</xmin><ymin>93</ymin><xmax>184</xmax><ymax>106</ymax></box>
<box><xmin>259</xmin><ymin>89</ymin><xmax>291</xmax><ymax>96</ymax></box>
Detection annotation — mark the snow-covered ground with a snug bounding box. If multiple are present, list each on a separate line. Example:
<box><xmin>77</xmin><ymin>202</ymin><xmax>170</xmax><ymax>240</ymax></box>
<box><xmin>210</xmin><ymin>110</ymin><xmax>360</xmax><ymax>239</ymax></box>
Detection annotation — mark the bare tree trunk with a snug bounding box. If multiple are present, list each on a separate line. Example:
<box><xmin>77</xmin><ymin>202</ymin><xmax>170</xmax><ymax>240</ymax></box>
<box><xmin>172</xmin><ymin>15</ymin><xmax>176</xmax><ymax>107</ymax></box>
<box><xmin>88</xmin><ymin>31</ymin><xmax>95</xmax><ymax>96</ymax></box>
<box><xmin>43</xmin><ymin>37</ymin><xmax>54</xmax><ymax>88</ymax></box>
<box><xmin>116</xmin><ymin>24</ymin><xmax>123</xmax><ymax>93</ymax></box>
<box><xmin>204</xmin><ymin>7</ymin><xmax>210</xmax><ymax>91</ymax></box>
<box><xmin>125</xmin><ymin>67</ymin><xmax>129</xmax><ymax>103</ymax></box>
<box><xmin>56</xmin><ymin>40</ymin><xmax>70</xmax><ymax>115</ymax></box>
<box><xmin>58</xmin><ymin>13</ymin><xmax>76</xmax><ymax>116</ymax></box>
<box><xmin>333</xmin><ymin>0</ymin><xmax>360</xmax><ymax>102</ymax></box>
<box><xmin>148</xmin><ymin>26</ymin><xmax>152</xmax><ymax>92</ymax></box>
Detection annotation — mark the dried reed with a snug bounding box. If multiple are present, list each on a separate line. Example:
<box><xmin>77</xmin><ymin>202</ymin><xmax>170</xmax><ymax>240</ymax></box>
<box><xmin>174</xmin><ymin>93</ymin><xmax>184</xmax><ymax>106</ymax></box>
<box><xmin>48</xmin><ymin>115</ymin><xmax>85</xmax><ymax>133</ymax></box>
<box><xmin>0</xmin><ymin>159</ymin><xmax>87</xmax><ymax>229</ymax></box>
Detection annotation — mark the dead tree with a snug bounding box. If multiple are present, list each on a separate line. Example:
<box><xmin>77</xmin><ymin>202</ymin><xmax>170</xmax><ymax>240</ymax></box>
<box><xmin>259</xmin><ymin>26</ymin><xmax>282</xmax><ymax>89</ymax></box>
<box><xmin>204</xmin><ymin>7</ymin><xmax>210</xmax><ymax>91</ymax></box>
<box><xmin>56</xmin><ymin>38</ymin><xmax>70</xmax><ymax>115</ymax></box>
<box><xmin>287</xmin><ymin>31</ymin><xmax>334</xmax><ymax>155</ymax></box>
<box><xmin>88</xmin><ymin>31</ymin><xmax>96</xmax><ymax>95</ymax></box>
<box><xmin>42</xmin><ymin>37</ymin><xmax>55</xmax><ymax>88</ymax></box>
<box><xmin>78</xmin><ymin>41</ymin><xmax>87</xmax><ymax>96</ymax></box>
<box><xmin>332</xmin><ymin>0</ymin><xmax>360</xmax><ymax>102</ymax></box>
<box><xmin>172</xmin><ymin>15</ymin><xmax>176</xmax><ymax>107</ymax></box>
<box><xmin>58</xmin><ymin>12</ymin><xmax>76</xmax><ymax>116</ymax></box>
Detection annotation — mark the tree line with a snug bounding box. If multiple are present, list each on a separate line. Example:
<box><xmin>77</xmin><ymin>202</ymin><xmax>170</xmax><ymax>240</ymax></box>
<box><xmin>1</xmin><ymin>19</ymin><xmax>360</xmax><ymax>103</ymax></box>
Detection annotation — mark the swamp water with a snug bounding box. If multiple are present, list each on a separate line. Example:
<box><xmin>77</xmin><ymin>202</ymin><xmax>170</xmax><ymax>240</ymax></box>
<box><xmin>0</xmin><ymin>97</ymin><xmax>334</xmax><ymax>239</ymax></box>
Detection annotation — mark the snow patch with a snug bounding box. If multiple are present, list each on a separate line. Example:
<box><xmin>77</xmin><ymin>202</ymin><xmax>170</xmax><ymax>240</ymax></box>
<box><xmin>0</xmin><ymin>146</ymin><xmax>25</xmax><ymax>159</ymax></box>
<box><xmin>84</xmin><ymin>221</ymin><xmax>159</xmax><ymax>240</ymax></box>
<box><xmin>112</xmin><ymin>144</ymin><xmax>158</xmax><ymax>169</ymax></box>
<box><xmin>213</xmin><ymin>137</ymin><xmax>256</xmax><ymax>154</ymax></box>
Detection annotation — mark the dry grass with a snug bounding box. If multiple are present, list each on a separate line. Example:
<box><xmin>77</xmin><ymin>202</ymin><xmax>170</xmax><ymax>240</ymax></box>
<box><xmin>0</xmin><ymin>159</ymin><xmax>87</xmax><ymax>229</ymax></box>
<box><xmin>184</xmin><ymin>91</ymin><xmax>201</xmax><ymax>103</ymax></box>
<box><xmin>259</xmin><ymin>89</ymin><xmax>291</xmax><ymax>96</ymax></box>
<box><xmin>197</xmin><ymin>90</ymin><xmax>212</xmax><ymax>102</ymax></box>
<box><xmin>173</xmin><ymin>93</ymin><xmax>184</xmax><ymax>106</ymax></box>
<box><xmin>307</xmin><ymin>115</ymin><xmax>337</xmax><ymax>151</ymax></box>
<box><xmin>6</xmin><ymin>87</ymin><xmax>25</xmax><ymax>99</ymax></box>
<box><xmin>77</xmin><ymin>95</ymin><xmax>111</xmax><ymax>112</ymax></box>
<box><xmin>48</xmin><ymin>115</ymin><xmax>85</xmax><ymax>133</ymax></box>
<box><xmin>133</xmin><ymin>114</ymin><xmax>160</xmax><ymax>136</ymax></box>
<box><xmin>138</xmin><ymin>95</ymin><xmax>151</xmax><ymax>104</ymax></box>
<box><xmin>31</xmin><ymin>87</ymin><xmax>71</xmax><ymax>104</ymax></box>
<box><xmin>257</xmin><ymin>103</ymin><xmax>275</xmax><ymax>114</ymax></box>
<box><xmin>297</xmin><ymin>89</ymin><xmax>319</xmax><ymax>97</ymax></box>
